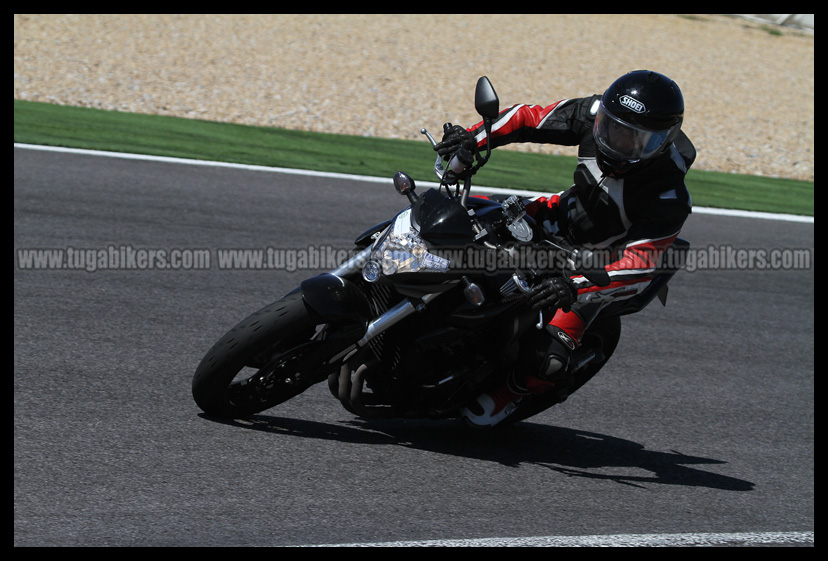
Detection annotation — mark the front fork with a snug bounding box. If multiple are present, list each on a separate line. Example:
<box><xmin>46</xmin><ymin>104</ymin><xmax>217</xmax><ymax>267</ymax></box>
<box><xmin>301</xmin><ymin>247</ymin><xmax>442</xmax><ymax>364</ymax></box>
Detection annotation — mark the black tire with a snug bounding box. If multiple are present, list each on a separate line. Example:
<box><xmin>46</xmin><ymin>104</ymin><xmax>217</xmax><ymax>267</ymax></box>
<box><xmin>506</xmin><ymin>315</ymin><xmax>622</xmax><ymax>425</ymax></box>
<box><xmin>192</xmin><ymin>292</ymin><xmax>327</xmax><ymax>418</ymax></box>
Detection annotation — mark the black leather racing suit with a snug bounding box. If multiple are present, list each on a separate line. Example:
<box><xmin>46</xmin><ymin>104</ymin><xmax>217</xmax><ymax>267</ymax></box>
<box><xmin>466</xmin><ymin>94</ymin><xmax>695</xmax><ymax>389</ymax></box>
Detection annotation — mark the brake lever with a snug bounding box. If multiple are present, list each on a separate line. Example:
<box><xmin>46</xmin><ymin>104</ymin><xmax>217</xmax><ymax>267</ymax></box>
<box><xmin>420</xmin><ymin>127</ymin><xmax>438</xmax><ymax>148</ymax></box>
<box><xmin>421</xmin><ymin>128</ymin><xmax>447</xmax><ymax>180</ymax></box>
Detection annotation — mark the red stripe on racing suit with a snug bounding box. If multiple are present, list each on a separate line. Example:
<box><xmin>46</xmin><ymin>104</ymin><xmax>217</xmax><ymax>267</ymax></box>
<box><xmin>572</xmin><ymin>231</ymin><xmax>680</xmax><ymax>302</ymax></box>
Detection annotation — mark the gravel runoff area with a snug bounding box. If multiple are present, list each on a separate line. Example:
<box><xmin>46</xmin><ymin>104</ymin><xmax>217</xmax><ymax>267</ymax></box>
<box><xmin>14</xmin><ymin>14</ymin><xmax>814</xmax><ymax>182</ymax></box>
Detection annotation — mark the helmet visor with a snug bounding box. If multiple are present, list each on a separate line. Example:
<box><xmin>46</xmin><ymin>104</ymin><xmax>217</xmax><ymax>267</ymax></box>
<box><xmin>594</xmin><ymin>103</ymin><xmax>678</xmax><ymax>162</ymax></box>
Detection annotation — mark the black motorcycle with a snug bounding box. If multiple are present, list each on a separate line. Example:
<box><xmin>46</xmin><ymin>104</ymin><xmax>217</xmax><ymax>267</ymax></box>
<box><xmin>192</xmin><ymin>77</ymin><xmax>688</xmax><ymax>426</ymax></box>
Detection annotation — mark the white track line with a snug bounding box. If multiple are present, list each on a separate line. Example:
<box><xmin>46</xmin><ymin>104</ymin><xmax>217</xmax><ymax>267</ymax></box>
<box><xmin>302</xmin><ymin>530</ymin><xmax>814</xmax><ymax>547</ymax></box>
<box><xmin>14</xmin><ymin>143</ymin><xmax>813</xmax><ymax>224</ymax></box>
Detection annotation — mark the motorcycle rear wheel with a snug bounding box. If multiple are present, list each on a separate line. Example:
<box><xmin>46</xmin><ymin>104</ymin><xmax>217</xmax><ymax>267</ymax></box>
<box><xmin>192</xmin><ymin>292</ymin><xmax>327</xmax><ymax>418</ymax></box>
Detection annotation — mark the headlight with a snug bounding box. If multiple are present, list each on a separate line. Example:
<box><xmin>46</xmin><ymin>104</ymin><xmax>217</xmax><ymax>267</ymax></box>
<box><xmin>362</xmin><ymin>230</ymin><xmax>449</xmax><ymax>282</ymax></box>
<box><xmin>361</xmin><ymin>259</ymin><xmax>383</xmax><ymax>283</ymax></box>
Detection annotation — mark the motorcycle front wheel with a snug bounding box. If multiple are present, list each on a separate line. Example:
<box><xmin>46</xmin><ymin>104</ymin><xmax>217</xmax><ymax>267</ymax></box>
<box><xmin>192</xmin><ymin>292</ymin><xmax>329</xmax><ymax>418</ymax></box>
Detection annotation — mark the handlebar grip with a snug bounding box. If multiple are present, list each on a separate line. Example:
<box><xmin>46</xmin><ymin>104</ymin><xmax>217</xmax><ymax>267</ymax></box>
<box><xmin>448</xmin><ymin>148</ymin><xmax>473</xmax><ymax>172</ymax></box>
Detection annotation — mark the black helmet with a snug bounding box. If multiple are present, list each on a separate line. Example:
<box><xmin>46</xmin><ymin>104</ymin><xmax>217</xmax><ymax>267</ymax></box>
<box><xmin>593</xmin><ymin>70</ymin><xmax>684</xmax><ymax>177</ymax></box>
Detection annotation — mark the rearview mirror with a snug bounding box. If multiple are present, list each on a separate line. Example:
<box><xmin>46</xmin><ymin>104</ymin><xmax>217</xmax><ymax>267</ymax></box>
<box><xmin>474</xmin><ymin>76</ymin><xmax>500</xmax><ymax>119</ymax></box>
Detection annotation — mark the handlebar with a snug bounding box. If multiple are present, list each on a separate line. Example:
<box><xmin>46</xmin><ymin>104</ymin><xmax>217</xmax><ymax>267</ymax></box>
<box><xmin>421</xmin><ymin>122</ymin><xmax>478</xmax><ymax>207</ymax></box>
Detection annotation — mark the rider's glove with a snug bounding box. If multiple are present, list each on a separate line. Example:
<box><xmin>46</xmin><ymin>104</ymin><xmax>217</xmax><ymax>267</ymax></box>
<box><xmin>434</xmin><ymin>125</ymin><xmax>476</xmax><ymax>158</ymax></box>
<box><xmin>527</xmin><ymin>276</ymin><xmax>577</xmax><ymax>313</ymax></box>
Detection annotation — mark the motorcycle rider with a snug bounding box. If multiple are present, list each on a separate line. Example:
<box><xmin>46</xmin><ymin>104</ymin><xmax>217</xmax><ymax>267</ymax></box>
<box><xmin>434</xmin><ymin>70</ymin><xmax>695</xmax><ymax>427</ymax></box>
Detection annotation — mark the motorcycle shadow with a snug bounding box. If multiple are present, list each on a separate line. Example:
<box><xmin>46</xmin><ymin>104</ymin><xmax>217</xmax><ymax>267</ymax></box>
<box><xmin>200</xmin><ymin>413</ymin><xmax>754</xmax><ymax>492</ymax></box>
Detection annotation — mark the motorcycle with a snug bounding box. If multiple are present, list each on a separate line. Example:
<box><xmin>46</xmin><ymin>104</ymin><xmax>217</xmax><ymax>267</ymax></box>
<box><xmin>192</xmin><ymin>76</ymin><xmax>688</xmax><ymax>427</ymax></box>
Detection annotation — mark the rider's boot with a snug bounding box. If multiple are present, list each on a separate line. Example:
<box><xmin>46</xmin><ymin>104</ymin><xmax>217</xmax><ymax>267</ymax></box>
<box><xmin>461</xmin><ymin>328</ymin><xmax>574</xmax><ymax>427</ymax></box>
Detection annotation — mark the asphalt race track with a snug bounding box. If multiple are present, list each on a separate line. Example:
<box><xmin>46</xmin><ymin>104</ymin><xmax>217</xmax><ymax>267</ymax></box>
<box><xmin>14</xmin><ymin>146</ymin><xmax>814</xmax><ymax>547</ymax></box>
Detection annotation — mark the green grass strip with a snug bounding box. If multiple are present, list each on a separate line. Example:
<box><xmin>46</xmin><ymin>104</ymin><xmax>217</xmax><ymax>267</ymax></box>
<box><xmin>14</xmin><ymin>99</ymin><xmax>813</xmax><ymax>217</ymax></box>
